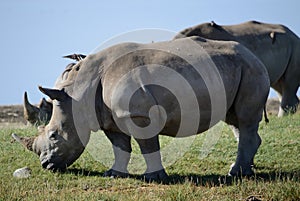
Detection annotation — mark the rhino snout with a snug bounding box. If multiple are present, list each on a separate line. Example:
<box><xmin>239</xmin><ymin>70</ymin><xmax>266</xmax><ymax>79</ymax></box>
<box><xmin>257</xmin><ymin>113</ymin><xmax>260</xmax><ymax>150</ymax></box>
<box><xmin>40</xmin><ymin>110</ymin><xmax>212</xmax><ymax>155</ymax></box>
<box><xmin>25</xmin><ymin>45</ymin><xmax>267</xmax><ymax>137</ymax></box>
<box><xmin>41</xmin><ymin>159</ymin><xmax>54</xmax><ymax>170</ymax></box>
<box><xmin>40</xmin><ymin>156</ymin><xmax>67</xmax><ymax>172</ymax></box>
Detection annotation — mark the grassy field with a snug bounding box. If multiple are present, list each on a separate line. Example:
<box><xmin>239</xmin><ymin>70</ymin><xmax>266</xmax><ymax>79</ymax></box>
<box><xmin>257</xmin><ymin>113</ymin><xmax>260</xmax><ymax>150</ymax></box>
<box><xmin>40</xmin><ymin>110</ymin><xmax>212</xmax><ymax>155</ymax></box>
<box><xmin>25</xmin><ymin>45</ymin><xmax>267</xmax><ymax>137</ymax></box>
<box><xmin>0</xmin><ymin>114</ymin><xmax>299</xmax><ymax>200</ymax></box>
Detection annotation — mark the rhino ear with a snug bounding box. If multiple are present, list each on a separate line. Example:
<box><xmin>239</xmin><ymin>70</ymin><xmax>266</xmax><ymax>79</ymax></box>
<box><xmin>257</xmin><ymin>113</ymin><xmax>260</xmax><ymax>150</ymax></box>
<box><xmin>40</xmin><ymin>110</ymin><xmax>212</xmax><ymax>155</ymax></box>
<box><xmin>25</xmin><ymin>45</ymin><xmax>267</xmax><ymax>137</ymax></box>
<box><xmin>39</xmin><ymin>98</ymin><xmax>53</xmax><ymax>110</ymax></box>
<box><xmin>38</xmin><ymin>86</ymin><xmax>68</xmax><ymax>101</ymax></box>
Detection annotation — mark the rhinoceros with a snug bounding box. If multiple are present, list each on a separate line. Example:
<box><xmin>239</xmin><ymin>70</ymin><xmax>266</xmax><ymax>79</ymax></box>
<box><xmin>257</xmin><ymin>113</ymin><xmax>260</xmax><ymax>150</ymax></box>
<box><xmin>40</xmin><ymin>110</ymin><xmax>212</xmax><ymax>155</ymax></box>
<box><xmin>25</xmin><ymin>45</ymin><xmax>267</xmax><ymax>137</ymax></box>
<box><xmin>13</xmin><ymin>36</ymin><xmax>270</xmax><ymax>181</ymax></box>
<box><xmin>23</xmin><ymin>54</ymin><xmax>86</xmax><ymax>126</ymax></box>
<box><xmin>174</xmin><ymin>20</ymin><xmax>300</xmax><ymax>117</ymax></box>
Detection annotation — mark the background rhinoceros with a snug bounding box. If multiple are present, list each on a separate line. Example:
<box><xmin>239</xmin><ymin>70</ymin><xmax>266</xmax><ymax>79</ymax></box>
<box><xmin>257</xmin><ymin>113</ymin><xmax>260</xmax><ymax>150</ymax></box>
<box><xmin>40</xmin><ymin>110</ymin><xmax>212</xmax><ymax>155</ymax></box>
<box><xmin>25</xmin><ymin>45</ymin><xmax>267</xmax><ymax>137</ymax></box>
<box><xmin>23</xmin><ymin>92</ymin><xmax>52</xmax><ymax>126</ymax></box>
<box><xmin>13</xmin><ymin>37</ymin><xmax>270</xmax><ymax>181</ymax></box>
<box><xmin>174</xmin><ymin>20</ymin><xmax>300</xmax><ymax>117</ymax></box>
<box><xmin>23</xmin><ymin>54</ymin><xmax>86</xmax><ymax>126</ymax></box>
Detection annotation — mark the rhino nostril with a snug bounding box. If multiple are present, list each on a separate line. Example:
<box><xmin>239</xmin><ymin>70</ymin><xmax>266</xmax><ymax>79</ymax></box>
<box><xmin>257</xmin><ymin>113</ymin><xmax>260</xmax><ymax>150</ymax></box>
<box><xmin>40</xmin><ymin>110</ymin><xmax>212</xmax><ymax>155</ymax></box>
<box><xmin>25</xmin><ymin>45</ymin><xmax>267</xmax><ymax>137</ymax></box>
<box><xmin>41</xmin><ymin>161</ymin><xmax>49</xmax><ymax>169</ymax></box>
<box><xmin>42</xmin><ymin>160</ymin><xmax>56</xmax><ymax>171</ymax></box>
<box><xmin>41</xmin><ymin>158</ymin><xmax>50</xmax><ymax>168</ymax></box>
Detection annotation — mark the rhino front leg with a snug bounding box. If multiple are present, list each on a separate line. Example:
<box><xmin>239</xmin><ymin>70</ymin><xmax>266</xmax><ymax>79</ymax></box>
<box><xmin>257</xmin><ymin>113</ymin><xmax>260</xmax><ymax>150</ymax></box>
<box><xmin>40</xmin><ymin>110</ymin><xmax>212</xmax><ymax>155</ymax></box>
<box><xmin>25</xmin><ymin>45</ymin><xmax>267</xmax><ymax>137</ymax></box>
<box><xmin>229</xmin><ymin>122</ymin><xmax>261</xmax><ymax>176</ymax></box>
<box><xmin>135</xmin><ymin>135</ymin><xmax>168</xmax><ymax>182</ymax></box>
<box><xmin>104</xmin><ymin>131</ymin><xmax>132</xmax><ymax>178</ymax></box>
<box><xmin>278</xmin><ymin>85</ymin><xmax>299</xmax><ymax>117</ymax></box>
<box><xmin>274</xmin><ymin>78</ymin><xmax>299</xmax><ymax>117</ymax></box>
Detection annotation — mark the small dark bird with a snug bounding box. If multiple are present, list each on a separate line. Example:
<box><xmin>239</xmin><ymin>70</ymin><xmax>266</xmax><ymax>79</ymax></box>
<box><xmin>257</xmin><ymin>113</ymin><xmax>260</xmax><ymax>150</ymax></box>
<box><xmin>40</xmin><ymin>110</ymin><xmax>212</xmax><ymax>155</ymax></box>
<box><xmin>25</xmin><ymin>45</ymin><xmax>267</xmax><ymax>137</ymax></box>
<box><xmin>63</xmin><ymin>54</ymin><xmax>86</xmax><ymax>61</ymax></box>
<box><xmin>210</xmin><ymin>21</ymin><xmax>217</xmax><ymax>27</ymax></box>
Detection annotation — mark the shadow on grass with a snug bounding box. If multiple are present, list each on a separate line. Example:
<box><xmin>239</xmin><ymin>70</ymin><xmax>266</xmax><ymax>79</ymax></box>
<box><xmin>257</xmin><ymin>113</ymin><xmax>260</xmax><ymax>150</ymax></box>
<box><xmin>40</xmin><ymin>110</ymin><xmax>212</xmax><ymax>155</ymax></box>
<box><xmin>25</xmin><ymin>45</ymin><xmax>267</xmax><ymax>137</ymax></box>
<box><xmin>166</xmin><ymin>170</ymin><xmax>299</xmax><ymax>186</ymax></box>
<box><xmin>254</xmin><ymin>170</ymin><xmax>300</xmax><ymax>182</ymax></box>
<box><xmin>65</xmin><ymin>168</ymin><xmax>106</xmax><ymax>177</ymax></box>
<box><xmin>63</xmin><ymin>167</ymin><xmax>300</xmax><ymax>186</ymax></box>
<box><xmin>167</xmin><ymin>173</ymin><xmax>236</xmax><ymax>186</ymax></box>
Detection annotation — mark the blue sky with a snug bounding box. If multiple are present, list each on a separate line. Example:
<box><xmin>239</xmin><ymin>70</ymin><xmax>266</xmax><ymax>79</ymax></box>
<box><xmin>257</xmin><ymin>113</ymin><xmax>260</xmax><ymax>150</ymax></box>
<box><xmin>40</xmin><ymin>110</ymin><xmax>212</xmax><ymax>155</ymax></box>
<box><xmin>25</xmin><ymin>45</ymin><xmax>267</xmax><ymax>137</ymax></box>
<box><xmin>0</xmin><ymin>0</ymin><xmax>299</xmax><ymax>105</ymax></box>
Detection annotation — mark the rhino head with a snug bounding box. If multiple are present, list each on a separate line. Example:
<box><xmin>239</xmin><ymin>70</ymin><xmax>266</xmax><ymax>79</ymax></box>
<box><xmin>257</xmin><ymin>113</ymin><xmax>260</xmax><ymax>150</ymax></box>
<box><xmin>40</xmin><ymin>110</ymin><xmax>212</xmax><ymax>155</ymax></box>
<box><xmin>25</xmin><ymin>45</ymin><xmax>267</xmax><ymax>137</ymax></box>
<box><xmin>23</xmin><ymin>92</ymin><xmax>53</xmax><ymax>126</ymax></box>
<box><xmin>15</xmin><ymin>86</ymin><xmax>91</xmax><ymax>171</ymax></box>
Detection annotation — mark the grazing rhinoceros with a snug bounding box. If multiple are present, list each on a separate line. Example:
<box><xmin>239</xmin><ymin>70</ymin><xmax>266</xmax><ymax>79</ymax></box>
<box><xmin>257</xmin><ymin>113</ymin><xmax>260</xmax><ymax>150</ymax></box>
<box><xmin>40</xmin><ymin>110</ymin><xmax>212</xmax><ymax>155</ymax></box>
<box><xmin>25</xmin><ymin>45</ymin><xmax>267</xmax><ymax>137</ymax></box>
<box><xmin>13</xmin><ymin>36</ymin><xmax>270</xmax><ymax>181</ymax></box>
<box><xmin>23</xmin><ymin>54</ymin><xmax>86</xmax><ymax>126</ymax></box>
<box><xmin>174</xmin><ymin>20</ymin><xmax>300</xmax><ymax>117</ymax></box>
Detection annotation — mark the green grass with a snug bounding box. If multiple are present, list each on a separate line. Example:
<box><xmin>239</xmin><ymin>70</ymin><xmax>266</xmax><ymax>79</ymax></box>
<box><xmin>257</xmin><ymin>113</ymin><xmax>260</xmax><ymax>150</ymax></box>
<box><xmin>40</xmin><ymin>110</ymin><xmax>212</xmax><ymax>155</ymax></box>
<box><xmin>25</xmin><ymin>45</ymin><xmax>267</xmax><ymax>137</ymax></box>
<box><xmin>0</xmin><ymin>114</ymin><xmax>299</xmax><ymax>200</ymax></box>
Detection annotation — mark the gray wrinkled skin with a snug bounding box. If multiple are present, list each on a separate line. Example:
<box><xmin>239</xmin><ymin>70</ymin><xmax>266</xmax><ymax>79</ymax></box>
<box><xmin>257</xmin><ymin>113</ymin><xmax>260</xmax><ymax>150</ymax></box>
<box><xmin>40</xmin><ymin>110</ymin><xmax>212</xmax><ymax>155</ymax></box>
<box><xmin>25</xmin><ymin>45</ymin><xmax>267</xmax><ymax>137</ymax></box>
<box><xmin>15</xmin><ymin>37</ymin><xmax>270</xmax><ymax>181</ymax></box>
<box><xmin>174</xmin><ymin>20</ymin><xmax>300</xmax><ymax>116</ymax></box>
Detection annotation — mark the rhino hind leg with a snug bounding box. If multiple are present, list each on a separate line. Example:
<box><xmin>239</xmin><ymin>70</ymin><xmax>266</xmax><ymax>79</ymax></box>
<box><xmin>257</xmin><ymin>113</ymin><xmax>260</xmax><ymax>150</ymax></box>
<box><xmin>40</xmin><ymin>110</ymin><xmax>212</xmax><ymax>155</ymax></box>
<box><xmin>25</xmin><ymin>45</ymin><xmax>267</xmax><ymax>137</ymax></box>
<box><xmin>228</xmin><ymin>99</ymin><xmax>264</xmax><ymax>177</ymax></box>
<box><xmin>104</xmin><ymin>131</ymin><xmax>132</xmax><ymax>178</ymax></box>
<box><xmin>135</xmin><ymin>135</ymin><xmax>168</xmax><ymax>182</ymax></box>
<box><xmin>229</xmin><ymin>122</ymin><xmax>261</xmax><ymax>176</ymax></box>
<box><xmin>227</xmin><ymin>69</ymin><xmax>268</xmax><ymax>176</ymax></box>
<box><xmin>226</xmin><ymin>112</ymin><xmax>255</xmax><ymax>172</ymax></box>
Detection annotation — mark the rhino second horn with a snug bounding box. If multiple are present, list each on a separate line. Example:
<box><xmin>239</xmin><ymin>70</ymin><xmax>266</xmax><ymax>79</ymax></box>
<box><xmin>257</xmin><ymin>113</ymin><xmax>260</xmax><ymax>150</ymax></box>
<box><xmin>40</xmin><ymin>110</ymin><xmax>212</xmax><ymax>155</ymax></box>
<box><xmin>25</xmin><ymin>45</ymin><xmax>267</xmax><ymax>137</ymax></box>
<box><xmin>23</xmin><ymin>92</ymin><xmax>40</xmax><ymax>124</ymax></box>
<box><xmin>12</xmin><ymin>133</ymin><xmax>35</xmax><ymax>151</ymax></box>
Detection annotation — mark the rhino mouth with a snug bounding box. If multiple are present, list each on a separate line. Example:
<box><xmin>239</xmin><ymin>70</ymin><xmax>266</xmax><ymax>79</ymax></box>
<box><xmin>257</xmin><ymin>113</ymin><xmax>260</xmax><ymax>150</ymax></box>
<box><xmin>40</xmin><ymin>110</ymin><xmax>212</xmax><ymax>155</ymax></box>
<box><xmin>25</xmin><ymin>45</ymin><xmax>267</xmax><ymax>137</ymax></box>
<box><xmin>39</xmin><ymin>147</ymin><xmax>72</xmax><ymax>171</ymax></box>
<box><xmin>41</xmin><ymin>160</ymin><xmax>57</xmax><ymax>170</ymax></box>
<box><xmin>41</xmin><ymin>159</ymin><xmax>66</xmax><ymax>171</ymax></box>
<box><xmin>39</xmin><ymin>146</ymin><xmax>84</xmax><ymax>171</ymax></box>
<box><xmin>40</xmin><ymin>155</ymin><xmax>68</xmax><ymax>171</ymax></box>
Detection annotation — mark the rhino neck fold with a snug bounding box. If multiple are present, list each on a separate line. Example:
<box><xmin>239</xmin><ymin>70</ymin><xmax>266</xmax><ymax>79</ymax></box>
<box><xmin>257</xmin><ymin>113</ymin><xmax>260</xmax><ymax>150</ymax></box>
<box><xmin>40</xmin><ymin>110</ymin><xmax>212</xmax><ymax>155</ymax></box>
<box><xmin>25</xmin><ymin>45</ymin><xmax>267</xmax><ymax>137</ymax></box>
<box><xmin>71</xmin><ymin>100</ymin><xmax>94</xmax><ymax>147</ymax></box>
<box><xmin>71</xmin><ymin>64</ymin><xmax>102</xmax><ymax>133</ymax></box>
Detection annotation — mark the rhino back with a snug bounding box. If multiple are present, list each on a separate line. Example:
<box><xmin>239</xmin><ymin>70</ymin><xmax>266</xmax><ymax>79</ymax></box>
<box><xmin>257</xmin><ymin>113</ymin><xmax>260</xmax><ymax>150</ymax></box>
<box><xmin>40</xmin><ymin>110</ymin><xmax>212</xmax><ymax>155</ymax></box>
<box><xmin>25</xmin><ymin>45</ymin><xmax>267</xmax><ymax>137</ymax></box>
<box><xmin>99</xmin><ymin>38</ymin><xmax>245</xmax><ymax>136</ymax></box>
<box><xmin>175</xmin><ymin>21</ymin><xmax>300</xmax><ymax>85</ymax></box>
<box><xmin>226</xmin><ymin>21</ymin><xmax>298</xmax><ymax>84</ymax></box>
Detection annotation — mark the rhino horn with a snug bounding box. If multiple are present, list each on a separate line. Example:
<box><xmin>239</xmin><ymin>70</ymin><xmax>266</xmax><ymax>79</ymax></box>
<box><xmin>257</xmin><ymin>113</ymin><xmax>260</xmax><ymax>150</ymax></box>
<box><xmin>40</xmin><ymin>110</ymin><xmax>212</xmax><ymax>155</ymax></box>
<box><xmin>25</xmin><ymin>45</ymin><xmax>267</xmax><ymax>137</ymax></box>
<box><xmin>23</xmin><ymin>92</ymin><xmax>39</xmax><ymax>123</ymax></box>
<box><xmin>12</xmin><ymin>133</ymin><xmax>35</xmax><ymax>151</ymax></box>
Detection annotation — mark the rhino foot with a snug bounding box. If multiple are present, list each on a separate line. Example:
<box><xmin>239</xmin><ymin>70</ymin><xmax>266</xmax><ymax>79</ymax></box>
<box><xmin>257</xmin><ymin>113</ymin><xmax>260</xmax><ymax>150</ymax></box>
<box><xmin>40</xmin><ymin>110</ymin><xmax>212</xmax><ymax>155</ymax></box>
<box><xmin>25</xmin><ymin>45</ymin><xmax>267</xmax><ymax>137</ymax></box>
<box><xmin>103</xmin><ymin>169</ymin><xmax>129</xmax><ymax>178</ymax></box>
<box><xmin>143</xmin><ymin>169</ymin><xmax>169</xmax><ymax>183</ymax></box>
<box><xmin>228</xmin><ymin>163</ymin><xmax>254</xmax><ymax>177</ymax></box>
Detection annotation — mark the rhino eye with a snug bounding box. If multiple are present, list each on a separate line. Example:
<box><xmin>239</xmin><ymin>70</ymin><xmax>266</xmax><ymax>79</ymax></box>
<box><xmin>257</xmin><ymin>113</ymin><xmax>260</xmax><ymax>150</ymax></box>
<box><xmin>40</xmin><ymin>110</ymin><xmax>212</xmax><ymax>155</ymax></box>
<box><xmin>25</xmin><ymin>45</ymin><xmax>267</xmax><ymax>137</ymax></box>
<box><xmin>48</xmin><ymin>131</ymin><xmax>58</xmax><ymax>140</ymax></box>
